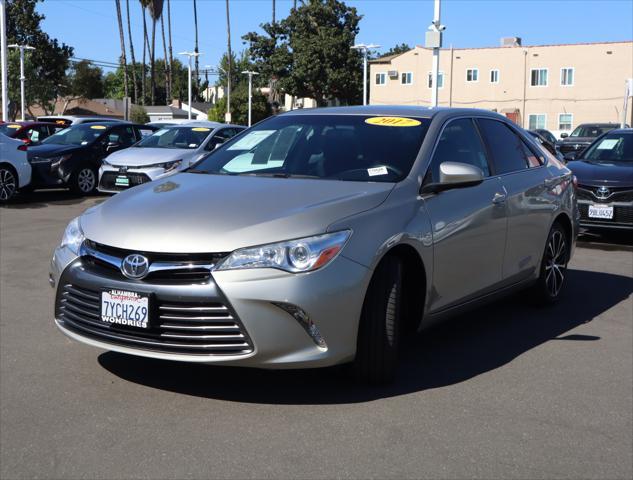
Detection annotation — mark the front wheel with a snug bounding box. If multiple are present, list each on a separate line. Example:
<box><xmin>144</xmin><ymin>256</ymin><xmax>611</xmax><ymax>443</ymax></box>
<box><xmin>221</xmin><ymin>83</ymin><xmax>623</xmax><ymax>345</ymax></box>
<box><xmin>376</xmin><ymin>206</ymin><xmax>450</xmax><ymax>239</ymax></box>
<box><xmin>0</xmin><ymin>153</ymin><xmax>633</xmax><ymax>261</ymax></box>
<box><xmin>70</xmin><ymin>166</ymin><xmax>98</xmax><ymax>195</ymax></box>
<box><xmin>352</xmin><ymin>256</ymin><xmax>403</xmax><ymax>384</ymax></box>
<box><xmin>0</xmin><ymin>166</ymin><xmax>18</xmax><ymax>203</ymax></box>
<box><xmin>532</xmin><ymin>222</ymin><xmax>569</xmax><ymax>304</ymax></box>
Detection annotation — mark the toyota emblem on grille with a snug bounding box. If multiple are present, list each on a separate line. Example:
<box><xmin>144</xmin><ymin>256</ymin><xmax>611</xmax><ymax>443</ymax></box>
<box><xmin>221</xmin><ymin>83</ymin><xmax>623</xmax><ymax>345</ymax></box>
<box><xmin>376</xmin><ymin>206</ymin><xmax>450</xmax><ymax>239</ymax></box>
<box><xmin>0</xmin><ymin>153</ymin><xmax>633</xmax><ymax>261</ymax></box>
<box><xmin>595</xmin><ymin>186</ymin><xmax>610</xmax><ymax>200</ymax></box>
<box><xmin>121</xmin><ymin>254</ymin><xmax>150</xmax><ymax>279</ymax></box>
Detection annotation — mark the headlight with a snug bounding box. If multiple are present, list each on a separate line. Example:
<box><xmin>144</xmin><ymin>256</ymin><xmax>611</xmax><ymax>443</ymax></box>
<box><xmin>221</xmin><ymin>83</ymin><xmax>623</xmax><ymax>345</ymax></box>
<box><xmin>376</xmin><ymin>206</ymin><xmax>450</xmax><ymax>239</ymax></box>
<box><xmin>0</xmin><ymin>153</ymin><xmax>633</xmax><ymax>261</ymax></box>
<box><xmin>149</xmin><ymin>159</ymin><xmax>182</xmax><ymax>172</ymax></box>
<box><xmin>60</xmin><ymin>217</ymin><xmax>85</xmax><ymax>255</ymax></box>
<box><xmin>215</xmin><ymin>230</ymin><xmax>351</xmax><ymax>273</ymax></box>
<box><xmin>30</xmin><ymin>154</ymin><xmax>71</xmax><ymax>165</ymax></box>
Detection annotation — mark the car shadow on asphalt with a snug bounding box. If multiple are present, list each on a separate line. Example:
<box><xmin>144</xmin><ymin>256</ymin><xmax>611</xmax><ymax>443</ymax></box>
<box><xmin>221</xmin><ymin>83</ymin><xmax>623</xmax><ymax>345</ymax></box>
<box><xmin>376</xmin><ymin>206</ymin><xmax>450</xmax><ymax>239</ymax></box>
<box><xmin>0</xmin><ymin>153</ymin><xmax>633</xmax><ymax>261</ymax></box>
<box><xmin>1</xmin><ymin>190</ymin><xmax>108</xmax><ymax>209</ymax></box>
<box><xmin>98</xmin><ymin>268</ymin><xmax>632</xmax><ymax>405</ymax></box>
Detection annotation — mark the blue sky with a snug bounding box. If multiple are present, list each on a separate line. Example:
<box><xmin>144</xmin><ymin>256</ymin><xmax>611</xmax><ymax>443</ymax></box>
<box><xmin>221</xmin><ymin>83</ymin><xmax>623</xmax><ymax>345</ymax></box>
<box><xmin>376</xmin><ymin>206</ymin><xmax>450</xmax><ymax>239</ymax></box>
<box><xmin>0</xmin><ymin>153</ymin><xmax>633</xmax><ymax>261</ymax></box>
<box><xmin>38</xmin><ymin>0</ymin><xmax>633</xmax><ymax>73</ymax></box>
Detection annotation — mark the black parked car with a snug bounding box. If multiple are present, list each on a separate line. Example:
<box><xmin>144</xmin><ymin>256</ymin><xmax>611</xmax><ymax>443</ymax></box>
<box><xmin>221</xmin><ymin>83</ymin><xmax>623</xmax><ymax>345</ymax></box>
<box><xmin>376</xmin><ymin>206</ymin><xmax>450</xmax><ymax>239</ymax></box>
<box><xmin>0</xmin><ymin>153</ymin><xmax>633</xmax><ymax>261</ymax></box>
<box><xmin>558</xmin><ymin>123</ymin><xmax>622</xmax><ymax>158</ymax></box>
<box><xmin>533</xmin><ymin>128</ymin><xmax>558</xmax><ymax>147</ymax></box>
<box><xmin>27</xmin><ymin>122</ymin><xmax>156</xmax><ymax>194</ymax></box>
<box><xmin>527</xmin><ymin>130</ymin><xmax>564</xmax><ymax>161</ymax></box>
<box><xmin>566</xmin><ymin>129</ymin><xmax>633</xmax><ymax>230</ymax></box>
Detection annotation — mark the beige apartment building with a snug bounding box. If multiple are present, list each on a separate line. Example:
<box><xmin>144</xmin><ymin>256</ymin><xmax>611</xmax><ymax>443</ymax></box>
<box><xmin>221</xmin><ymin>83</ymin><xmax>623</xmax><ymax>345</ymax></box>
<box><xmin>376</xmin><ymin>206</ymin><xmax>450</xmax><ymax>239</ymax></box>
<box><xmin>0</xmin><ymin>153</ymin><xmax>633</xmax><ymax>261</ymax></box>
<box><xmin>370</xmin><ymin>40</ymin><xmax>633</xmax><ymax>137</ymax></box>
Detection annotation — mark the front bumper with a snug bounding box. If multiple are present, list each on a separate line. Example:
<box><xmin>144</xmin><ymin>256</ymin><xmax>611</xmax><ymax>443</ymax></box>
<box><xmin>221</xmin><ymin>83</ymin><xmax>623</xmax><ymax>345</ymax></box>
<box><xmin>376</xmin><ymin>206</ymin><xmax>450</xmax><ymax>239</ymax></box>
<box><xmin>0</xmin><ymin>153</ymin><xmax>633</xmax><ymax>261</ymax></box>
<box><xmin>98</xmin><ymin>165</ymin><xmax>174</xmax><ymax>193</ymax></box>
<box><xmin>50</xmin><ymin>245</ymin><xmax>370</xmax><ymax>368</ymax></box>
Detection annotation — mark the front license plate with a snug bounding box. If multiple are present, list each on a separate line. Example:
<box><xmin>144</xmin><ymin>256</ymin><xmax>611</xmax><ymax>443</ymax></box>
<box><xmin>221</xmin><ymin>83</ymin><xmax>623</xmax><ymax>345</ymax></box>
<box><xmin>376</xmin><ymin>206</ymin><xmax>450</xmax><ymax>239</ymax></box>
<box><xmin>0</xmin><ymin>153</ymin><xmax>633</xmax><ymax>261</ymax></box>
<box><xmin>588</xmin><ymin>204</ymin><xmax>614</xmax><ymax>219</ymax></box>
<box><xmin>101</xmin><ymin>289</ymin><xmax>149</xmax><ymax>329</ymax></box>
<box><xmin>115</xmin><ymin>175</ymin><xmax>130</xmax><ymax>187</ymax></box>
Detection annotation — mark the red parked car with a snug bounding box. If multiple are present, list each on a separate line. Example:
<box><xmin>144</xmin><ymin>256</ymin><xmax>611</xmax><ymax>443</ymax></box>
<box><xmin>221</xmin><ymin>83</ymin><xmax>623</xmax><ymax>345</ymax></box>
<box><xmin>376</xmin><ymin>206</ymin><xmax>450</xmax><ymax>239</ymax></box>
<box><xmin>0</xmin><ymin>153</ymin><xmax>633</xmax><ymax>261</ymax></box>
<box><xmin>0</xmin><ymin>121</ymin><xmax>64</xmax><ymax>145</ymax></box>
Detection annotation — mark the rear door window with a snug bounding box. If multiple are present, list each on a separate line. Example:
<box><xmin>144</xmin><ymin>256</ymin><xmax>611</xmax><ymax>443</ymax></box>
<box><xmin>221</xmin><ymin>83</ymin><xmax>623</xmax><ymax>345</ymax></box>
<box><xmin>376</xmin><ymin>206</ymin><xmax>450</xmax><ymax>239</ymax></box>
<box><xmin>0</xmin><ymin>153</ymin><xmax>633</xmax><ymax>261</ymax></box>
<box><xmin>477</xmin><ymin>119</ymin><xmax>537</xmax><ymax>174</ymax></box>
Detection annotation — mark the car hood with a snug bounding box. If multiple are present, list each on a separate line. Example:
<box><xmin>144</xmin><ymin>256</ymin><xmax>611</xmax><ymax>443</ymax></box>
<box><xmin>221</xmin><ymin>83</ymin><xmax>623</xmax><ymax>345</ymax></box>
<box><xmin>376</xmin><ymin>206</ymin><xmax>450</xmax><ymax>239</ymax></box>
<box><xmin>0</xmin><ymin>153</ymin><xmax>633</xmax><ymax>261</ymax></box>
<box><xmin>27</xmin><ymin>143</ymin><xmax>84</xmax><ymax>158</ymax></box>
<box><xmin>567</xmin><ymin>160</ymin><xmax>633</xmax><ymax>187</ymax></box>
<box><xmin>80</xmin><ymin>173</ymin><xmax>395</xmax><ymax>253</ymax></box>
<box><xmin>106</xmin><ymin>147</ymin><xmax>196</xmax><ymax>167</ymax></box>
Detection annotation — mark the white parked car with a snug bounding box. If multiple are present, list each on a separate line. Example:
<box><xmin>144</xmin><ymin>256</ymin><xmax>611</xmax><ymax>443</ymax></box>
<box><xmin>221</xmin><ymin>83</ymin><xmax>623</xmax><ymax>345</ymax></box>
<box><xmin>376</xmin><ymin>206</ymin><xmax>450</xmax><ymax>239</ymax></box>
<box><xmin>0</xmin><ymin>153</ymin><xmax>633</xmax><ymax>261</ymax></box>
<box><xmin>0</xmin><ymin>133</ymin><xmax>32</xmax><ymax>202</ymax></box>
<box><xmin>98</xmin><ymin>121</ymin><xmax>245</xmax><ymax>193</ymax></box>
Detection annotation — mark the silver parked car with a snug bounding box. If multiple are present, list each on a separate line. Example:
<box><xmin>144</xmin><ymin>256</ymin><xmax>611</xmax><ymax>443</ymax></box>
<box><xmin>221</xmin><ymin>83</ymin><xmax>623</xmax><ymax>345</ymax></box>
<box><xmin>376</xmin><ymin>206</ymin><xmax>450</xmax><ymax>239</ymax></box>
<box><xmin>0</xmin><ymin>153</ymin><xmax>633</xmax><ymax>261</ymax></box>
<box><xmin>50</xmin><ymin>106</ymin><xmax>578</xmax><ymax>383</ymax></box>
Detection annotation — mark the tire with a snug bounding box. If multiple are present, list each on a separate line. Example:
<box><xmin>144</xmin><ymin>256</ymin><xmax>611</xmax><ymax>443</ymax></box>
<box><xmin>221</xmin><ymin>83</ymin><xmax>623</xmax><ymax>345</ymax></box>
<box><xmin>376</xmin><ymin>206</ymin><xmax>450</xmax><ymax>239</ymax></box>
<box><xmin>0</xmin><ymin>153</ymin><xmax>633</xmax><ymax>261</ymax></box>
<box><xmin>0</xmin><ymin>165</ymin><xmax>18</xmax><ymax>203</ymax></box>
<box><xmin>352</xmin><ymin>256</ymin><xmax>403</xmax><ymax>384</ymax></box>
<box><xmin>70</xmin><ymin>166</ymin><xmax>98</xmax><ymax>195</ymax></box>
<box><xmin>532</xmin><ymin>222</ymin><xmax>569</xmax><ymax>304</ymax></box>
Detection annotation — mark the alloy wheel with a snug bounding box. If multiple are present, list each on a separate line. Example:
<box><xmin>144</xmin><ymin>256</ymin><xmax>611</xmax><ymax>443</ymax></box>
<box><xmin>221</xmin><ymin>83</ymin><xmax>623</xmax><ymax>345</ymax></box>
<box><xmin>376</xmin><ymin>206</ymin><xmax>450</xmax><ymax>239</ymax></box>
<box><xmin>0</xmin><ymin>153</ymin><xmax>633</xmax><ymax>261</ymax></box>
<box><xmin>0</xmin><ymin>168</ymin><xmax>17</xmax><ymax>201</ymax></box>
<box><xmin>544</xmin><ymin>230</ymin><xmax>566</xmax><ymax>297</ymax></box>
<box><xmin>77</xmin><ymin>168</ymin><xmax>96</xmax><ymax>193</ymax></box>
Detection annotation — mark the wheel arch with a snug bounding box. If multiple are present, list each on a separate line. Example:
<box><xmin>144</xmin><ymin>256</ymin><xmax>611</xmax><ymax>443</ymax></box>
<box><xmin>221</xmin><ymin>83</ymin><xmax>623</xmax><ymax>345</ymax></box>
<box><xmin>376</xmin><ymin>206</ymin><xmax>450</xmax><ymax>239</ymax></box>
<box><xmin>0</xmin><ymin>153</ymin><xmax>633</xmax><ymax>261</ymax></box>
<box><xmin>552</xmin><ymin>212</ymin><xmax>573</xmax><ymax>258</ymax></box>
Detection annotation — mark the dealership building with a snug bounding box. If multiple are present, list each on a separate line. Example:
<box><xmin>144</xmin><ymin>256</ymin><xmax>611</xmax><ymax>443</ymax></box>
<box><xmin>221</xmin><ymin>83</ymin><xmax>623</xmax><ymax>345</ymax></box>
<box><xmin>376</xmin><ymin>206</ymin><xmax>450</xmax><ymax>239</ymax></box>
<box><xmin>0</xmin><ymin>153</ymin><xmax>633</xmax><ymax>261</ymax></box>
<box><xmin>369</xmin><ymin>39</ymin><xmax>632</xmax><ymax>137</ymax></box>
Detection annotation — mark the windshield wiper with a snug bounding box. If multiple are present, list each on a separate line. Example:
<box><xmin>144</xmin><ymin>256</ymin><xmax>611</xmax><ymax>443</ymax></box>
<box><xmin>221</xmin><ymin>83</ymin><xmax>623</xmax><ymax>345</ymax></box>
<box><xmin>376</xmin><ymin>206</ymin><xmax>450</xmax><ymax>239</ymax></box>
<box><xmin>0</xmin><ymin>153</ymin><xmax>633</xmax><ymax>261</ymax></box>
<box><xmin>186</xmin><ymin>169</ymin><xmax>209</xmax><ymax>174</ymax></box>
<box><xmin>249</xmin><ymin>172</ymin><xmax>322</xmax><ymax>179</ymax></box>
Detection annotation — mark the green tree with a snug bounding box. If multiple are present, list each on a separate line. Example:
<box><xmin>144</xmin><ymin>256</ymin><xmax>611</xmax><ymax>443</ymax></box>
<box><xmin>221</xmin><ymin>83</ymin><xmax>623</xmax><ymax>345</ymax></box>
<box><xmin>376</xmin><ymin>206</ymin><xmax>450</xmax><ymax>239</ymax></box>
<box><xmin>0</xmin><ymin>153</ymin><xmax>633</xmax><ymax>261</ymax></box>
<box><xmin>382</xmin><ymin>43</ymin><xmax>411</xmax><ymax>58</ymax></box>
<box><xmin>59</xmin><ymin>60</ymin><xmax>105</xmax><ymax>114</ymax></box>
<box><xmin>208</xmin><ymin>84</ymin><xmax>270</xmax><ymax>126</ymax></box>
<box><xmin>6</xmin><ymin>0</ymin><xmax>74</xmax><ymax>118</ymax></box>
<box><xmin>244</xmin><ymin>0</ymin><xmax>363</xmax><ymax>106</ymax></box>
<box><xmin>130</xmin><ymin>104</ymin><xmax>149</xmax><ymax>123</ymax></box>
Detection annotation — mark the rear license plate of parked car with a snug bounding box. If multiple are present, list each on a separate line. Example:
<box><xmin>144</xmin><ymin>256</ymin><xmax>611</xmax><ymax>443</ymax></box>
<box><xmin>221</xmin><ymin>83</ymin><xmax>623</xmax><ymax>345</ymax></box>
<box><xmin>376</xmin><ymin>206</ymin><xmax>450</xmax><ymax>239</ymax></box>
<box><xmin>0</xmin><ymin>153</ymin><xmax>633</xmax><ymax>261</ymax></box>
<box><xmin>115</xmin><ymin>176</ymin><xmax>130</xmax><ymax>187</ymax></box>
<box><xmin>101</xmin><ymin>290</ymin><xmax>149</xmax><ymax>329</ymax></box>
<box><xmin>588</xmin><ymin>204</ymin><xmax>614</xmax><ymax>219</ymax></box>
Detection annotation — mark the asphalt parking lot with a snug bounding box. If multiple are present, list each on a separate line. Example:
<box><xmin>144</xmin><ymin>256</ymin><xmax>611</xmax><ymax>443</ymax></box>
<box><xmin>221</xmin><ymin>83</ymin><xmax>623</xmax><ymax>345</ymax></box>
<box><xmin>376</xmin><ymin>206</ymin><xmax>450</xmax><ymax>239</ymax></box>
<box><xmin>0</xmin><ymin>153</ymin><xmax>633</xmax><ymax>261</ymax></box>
<box><xmin>1</xmin><ymin>191</ymin><xmax>632</xmax><ymax>480</ymax></box>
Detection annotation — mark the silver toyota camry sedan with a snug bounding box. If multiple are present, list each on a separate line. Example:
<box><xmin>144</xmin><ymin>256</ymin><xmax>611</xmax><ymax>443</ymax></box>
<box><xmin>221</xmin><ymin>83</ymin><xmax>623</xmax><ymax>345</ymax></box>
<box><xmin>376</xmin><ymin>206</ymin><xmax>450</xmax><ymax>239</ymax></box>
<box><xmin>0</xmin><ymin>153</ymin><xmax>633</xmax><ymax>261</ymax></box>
<box><xmin>50</xmin><ymin>106</ymin><xmax>578</xmax><ymax>383</ymax></box>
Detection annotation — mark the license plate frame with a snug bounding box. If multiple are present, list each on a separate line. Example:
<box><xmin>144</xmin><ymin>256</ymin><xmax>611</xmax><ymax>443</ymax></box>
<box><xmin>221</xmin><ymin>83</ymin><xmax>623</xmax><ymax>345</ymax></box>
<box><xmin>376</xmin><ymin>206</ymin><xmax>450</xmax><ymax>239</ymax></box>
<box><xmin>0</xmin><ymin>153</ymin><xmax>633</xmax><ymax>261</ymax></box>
<box><xmin>115</xmin><ymin>175</ymin><xmax>130</xmax><ymax>187</ymax></box>
<box><xmin>100</xmin><ymin>289</ymin><xmax>150</xmax><ymax>329</ymax></box>
<box><xmin>588</xmin><ymin>204</ymin><xmax>614</xmax><ymax>220</ymax></box>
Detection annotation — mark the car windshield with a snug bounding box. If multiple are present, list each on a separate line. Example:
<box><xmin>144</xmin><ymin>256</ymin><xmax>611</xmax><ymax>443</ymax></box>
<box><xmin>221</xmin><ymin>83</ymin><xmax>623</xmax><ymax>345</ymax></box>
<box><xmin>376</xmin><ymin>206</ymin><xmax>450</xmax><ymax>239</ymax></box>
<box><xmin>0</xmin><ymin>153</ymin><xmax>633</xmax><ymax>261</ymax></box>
<box><xmin>0</xmin><ymin>123</ymin><xmax>21</xmax><ymax>136</ymax></box>
<box><xmin>190</xmin><ymin>114</ymin><xmax>430</xmax><ymax>182</ymax></box>
<box><xmin>42</xmin><ymin>124</ymin><xmax>107</xmax><ymax>146</ymax></box>
<box><xmin>570</xmin><ymin>125</ymin><xmax>614</xmax><ymax>137</ymax></box>
<box><xmin>582</xmin><ymin>133</ymin><xmax>633</xmax><ymax>163</ymax></box>
<box><xmin>136</xmin><ymin>126</ymin><xmax>213</xmax><ymax>149</ymax></box>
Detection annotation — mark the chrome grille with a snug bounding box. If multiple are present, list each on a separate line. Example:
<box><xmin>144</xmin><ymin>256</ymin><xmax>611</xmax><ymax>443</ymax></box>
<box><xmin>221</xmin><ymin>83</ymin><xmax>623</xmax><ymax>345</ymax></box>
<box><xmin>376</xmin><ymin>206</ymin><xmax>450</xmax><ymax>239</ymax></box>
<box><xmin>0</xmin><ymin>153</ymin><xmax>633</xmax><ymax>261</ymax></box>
<box><xmin>57</xmin><ymin>284</ymin><xmax>253</xmax><ymax>355</ymax></box>
<box><xmin>577</xmin><ymin>186</ymin><xmax>633</xmax><ymax>203</ymax></box>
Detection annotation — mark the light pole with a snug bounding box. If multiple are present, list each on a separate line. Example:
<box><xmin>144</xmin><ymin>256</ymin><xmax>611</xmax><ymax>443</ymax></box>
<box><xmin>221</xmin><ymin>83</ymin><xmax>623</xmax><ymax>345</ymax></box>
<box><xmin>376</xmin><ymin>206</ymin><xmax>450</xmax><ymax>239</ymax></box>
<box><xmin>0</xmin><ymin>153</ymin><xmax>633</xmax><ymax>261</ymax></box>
<box><xmin>217</xmin><ymin>65</ymin><xmax>231</xmax><ymax>123</ymax></box>
<box><xmin>351</xmin><ymin>43</ymin><xmax>380</xmax><ymax>106</ymax></box>
<box><xmin>242</xmin><ymin>70</ymin><xmax>259</xmax><ymax>126</ymax></box>
<box><xmin>0</xmin><ymin>0</ymin><xmax>8</xmax><ymax>121</ymax></box>
<box><xmin>8</xmin><ymin>44</ymin><xmax>35</xmax><ymax>121</ymax></box>
<box><xmin>179</xmin><ymin>51</ymin><xmax>202</xmax><ymax>120</ymax></box>
<box><xmin>425</xmin><ymin>0</ymin><xmax>445</xmax><ymax>108</ymax></box>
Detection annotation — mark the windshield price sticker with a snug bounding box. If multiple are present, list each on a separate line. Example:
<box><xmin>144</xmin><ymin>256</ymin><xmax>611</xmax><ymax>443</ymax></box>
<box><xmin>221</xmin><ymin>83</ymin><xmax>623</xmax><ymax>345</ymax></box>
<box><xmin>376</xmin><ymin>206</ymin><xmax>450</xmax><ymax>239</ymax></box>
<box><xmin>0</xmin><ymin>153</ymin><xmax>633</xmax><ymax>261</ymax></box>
<box><xmin>368</xmin><ymin>166</ymin><xmax>389</xmax><ymax>176</ymax></box>
<box><xmin>191</xmin><ymin>127</ymin><xmax>210</xmax><ymax>132</ymax></box>
<box><xmin>90</xmin><ymin>125</ymin><xmax>107</xmax><ymax>130</ymax></box>
<box><xmin>597</xmin><ymin>139</ymin><xmax>619</xmax><ymax>150</ymax></box>
<box><xmin>365</xmin><ymin>117</ymin><xmax>422</xmax><ymax>127</ymax></box>
<box><xmin>228</xmin><ymin>130</ymin><xmax>276</xmax><ymax>150</ymax></box>
<box><xmin>7</xmin><ymin>124</ymin><xmax>20</xmax><ymax>129</ymax></box>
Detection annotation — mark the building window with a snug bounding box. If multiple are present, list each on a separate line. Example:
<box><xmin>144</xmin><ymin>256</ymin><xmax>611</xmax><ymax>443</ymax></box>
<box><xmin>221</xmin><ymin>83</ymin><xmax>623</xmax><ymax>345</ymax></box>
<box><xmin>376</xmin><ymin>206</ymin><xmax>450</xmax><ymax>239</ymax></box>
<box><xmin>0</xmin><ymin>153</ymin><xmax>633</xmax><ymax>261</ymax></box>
<box><xmin>466</xmin><ymin>68</ymin><xmax>479</xmax><ymax>82</ymax></box>
<box><xmin>490</xmin><ymin>69</ymin><xmax>499</xmax><ymax>83</ymax></box>
<box><xmin>559</xmin><ymin>113</ymin><xmax>573</xmax><ymax>131</ymax></box>
<box><xmin>427</xmin><ymin>72</ymin><xmax>444</xmax><ymax>88</ymax></box>
<box><xmin>401</xmin><ymin>72</ymin><xmax>413</xmax><ymax>85</ymax></box>
<box><xmin>528</xmin><ymin>114</ymin><xmax>547</xmax><ymax>130</ymax></box>
<box><xmin>560</xmin><ymin>67</ymin><xmax>574</xmax><ymax>86</ymax></box>
<box><xmin>375</xmin><ymin>73</ymin><xmax>386</xmax><ymax>85</ymax></box>
<box><xmin>530</xmin><ymin>68</ymin><xmax>548</xmax><ymax>86</ymax></box>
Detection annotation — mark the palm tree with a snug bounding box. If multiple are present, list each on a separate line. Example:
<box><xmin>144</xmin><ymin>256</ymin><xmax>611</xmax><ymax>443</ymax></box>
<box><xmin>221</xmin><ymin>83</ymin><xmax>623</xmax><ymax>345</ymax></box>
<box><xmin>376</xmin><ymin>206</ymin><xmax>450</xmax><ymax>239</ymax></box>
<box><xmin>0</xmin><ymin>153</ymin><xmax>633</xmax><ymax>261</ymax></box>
<box><xmin>167</xmin><ymin>0</ymin><xmax>173</xmax><ymax>103</ymax></box>
<box><xmin>147</xmin><ymin>0</ymin><xmax>164</xmax><ymax>106</ymax></box>
<box><xmin>272</xmin><ymin>0</ymin><xmax>276</xmax><ymax>23</ymax></box>
<box><xmin>140</xmin><ymin>0</ymin><xmax>149</xmax><ymax>104</ymax></box>
<box><xmin>225</xmin><ymin>0</ymin><xmax>232</xmax><ymax>121</ymax></box>
<box><xmin>114</xmin><ymin>0</ymin><xmax>129</xmax><ymax>118</ymax></box>
<box><xmin>193</xmin><ymin>0</ymin><xmax>199</xmax><ymax>97</ymax></box>
<box><xmin>161</xmin><ymin>14</ymin><xmax>169</xmax><ymax>103</ymax></box>
<box><xmin>125</xmin><ymin>0</ymin><xmax>139</xmax><ymax>103</ymax></box>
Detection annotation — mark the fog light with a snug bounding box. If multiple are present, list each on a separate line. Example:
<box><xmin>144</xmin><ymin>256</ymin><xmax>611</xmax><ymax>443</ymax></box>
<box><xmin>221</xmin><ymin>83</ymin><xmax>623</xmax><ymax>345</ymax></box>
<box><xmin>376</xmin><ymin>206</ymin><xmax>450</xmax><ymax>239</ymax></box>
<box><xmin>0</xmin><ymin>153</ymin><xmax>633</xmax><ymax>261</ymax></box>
<box><xmin>272</xmin><ymin>302</ymin><xmax>327</xmax><ymax>351</ymax></box>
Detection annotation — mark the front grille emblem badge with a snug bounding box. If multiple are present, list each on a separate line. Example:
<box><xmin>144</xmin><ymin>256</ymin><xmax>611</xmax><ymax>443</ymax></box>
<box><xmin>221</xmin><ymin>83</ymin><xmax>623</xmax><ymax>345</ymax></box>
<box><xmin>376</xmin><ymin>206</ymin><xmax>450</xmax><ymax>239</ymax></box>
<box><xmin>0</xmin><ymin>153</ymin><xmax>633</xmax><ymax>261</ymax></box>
<box><xmin>595</xmin><ymin>186</ymin><xmax>610</xmax><ymax>200</ymax></box>
<box><xmin>121</xmin><ymin>254</ymin><xmax>150</xmax><ymax>279</ymax></box>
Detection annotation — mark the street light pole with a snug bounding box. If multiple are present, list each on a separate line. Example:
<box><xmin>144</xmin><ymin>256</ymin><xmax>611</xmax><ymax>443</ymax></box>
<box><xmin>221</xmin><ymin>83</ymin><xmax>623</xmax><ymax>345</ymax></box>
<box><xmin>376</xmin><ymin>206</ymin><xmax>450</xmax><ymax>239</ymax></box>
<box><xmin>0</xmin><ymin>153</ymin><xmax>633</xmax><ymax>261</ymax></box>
<box><xmin>426</xmin><ymin>0</ymin><xmax>445</xmax><ymax>108</ymax></box>
<box><xmin>241</xmin><ymin>70</ymin><xmax>259</xmax><ymax>126</ymax></box>
<box><xmin>179</xmin><ymin>51</ymin><xmax>201</xmax><ymax>120</ymax></box>
<box><xmin>351</xmin><ymin>43</ymin><xmax>380</xmax><ymax>106</ymax></box>
<box><xmin>0</xmin><ymin>0</ymin><xmax>9</xmax><ymax>121</ymax></box>
<box><xmin>217</xmin><ymin>65</ymin><xmax>230</xmax><ymax>123</ymax></box>
<box><xmin>9</xmin><ymin>44</ymin><xmax>35</xmax><ymax>121</ymax></box>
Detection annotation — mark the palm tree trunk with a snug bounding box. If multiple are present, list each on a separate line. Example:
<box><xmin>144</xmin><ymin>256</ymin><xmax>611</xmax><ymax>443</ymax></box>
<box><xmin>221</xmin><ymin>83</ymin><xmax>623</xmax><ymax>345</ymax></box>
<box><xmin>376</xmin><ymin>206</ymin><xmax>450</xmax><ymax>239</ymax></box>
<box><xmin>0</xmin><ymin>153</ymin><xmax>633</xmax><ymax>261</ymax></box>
<box><xmin>141</xmin><ymin>4</ymin><xmax>148</xmax><ymax>105</ymax></box>
<box><xmin>150</xmin><ymin>18</ymin><xmax>156</xmax><ymax>105</ymax></box>
<box><xmin>167</xmin><ymin>0</ymin><xmax>173</xmax><ymax>103</ymax></box>
<box><xmin>114</xmin><ymin>0</ymin><xmax>129</xmax><ymax>119</ymax></box>
<box><xmin>161</xmin><ymin>14</ymin><xmax>169</xmax><ymax>104</ymax></box>
<box><xmin>226</xmin><ymin>0</ymin><xmax>231</xmax><ymax>120</ymax></box>
<box><xmin>272</xmin><ymin>0</ymin><xmax>275</xmax><ymax>23</ymax></box>
<box><xmin>193</xmin><ymin>0</ymin><xmax>199</xmax><ymax>99</ymax></box>
<box><xmin>125</xmin><ymin>0</ymin><xmax>138</xmax><ymax>103</ymax></box>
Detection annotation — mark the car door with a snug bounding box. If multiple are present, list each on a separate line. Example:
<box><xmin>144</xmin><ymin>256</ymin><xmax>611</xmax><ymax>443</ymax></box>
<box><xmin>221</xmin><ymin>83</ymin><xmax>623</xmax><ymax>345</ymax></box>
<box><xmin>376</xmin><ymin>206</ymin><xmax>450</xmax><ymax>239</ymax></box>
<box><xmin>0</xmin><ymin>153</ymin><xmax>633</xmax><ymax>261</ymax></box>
<box><xmin>422</xmin><ymin>117</ymin><xmax>508</xmax><ymax>312</ymax></box>
<box><xmin>477</xmin><ymin>118</ymin><xmax>555</xmax><ymax>285</ymax></box>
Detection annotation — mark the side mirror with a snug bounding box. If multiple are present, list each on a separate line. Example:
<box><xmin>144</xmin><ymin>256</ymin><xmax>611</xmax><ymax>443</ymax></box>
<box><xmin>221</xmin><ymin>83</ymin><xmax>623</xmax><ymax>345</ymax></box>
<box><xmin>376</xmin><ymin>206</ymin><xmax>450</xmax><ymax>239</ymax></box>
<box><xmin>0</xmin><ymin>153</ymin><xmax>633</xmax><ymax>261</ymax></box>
<box><xmin>421</xmin><ymin>162</ymin><xmax>485</xmax><ymax>194</ymax></box>
<box><xmin>106</xmin><ymin>141</ymin><xmax>121</xmax><ymax>152</ymax></box>
<box><xmin>560</xmin><ymin>133</ymin><xmax>569</xmax><ymax>138</ymax></box>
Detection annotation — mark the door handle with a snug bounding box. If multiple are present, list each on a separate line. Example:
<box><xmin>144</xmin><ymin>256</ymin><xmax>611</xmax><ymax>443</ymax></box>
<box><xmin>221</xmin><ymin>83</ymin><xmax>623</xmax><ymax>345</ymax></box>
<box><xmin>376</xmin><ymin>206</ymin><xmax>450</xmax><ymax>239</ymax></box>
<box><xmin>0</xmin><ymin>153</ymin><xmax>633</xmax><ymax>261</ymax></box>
<box><xmin>492</xmin><ymin>192</ymin><xmax>507</xmax><ymax>204</ymax></box>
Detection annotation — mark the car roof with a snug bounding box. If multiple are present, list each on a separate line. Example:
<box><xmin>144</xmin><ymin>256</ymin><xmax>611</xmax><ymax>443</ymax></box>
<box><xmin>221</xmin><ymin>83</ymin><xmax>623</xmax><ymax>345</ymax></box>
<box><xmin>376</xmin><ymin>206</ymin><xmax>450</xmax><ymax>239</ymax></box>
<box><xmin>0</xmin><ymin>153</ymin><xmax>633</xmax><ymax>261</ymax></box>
<box><xmin>280</xmin><ymin>105</ymin><xmax>505</xmax><ymax>121</ymax></box>
<box><xmin>576</xmin><ymin>122</ymin><xmax>621</xmax><ymax>127</ymax></box>
<box><xmin>605</xmin><ymin>128</ymin><xmax>632</xmax><ymax>134</ymax></box>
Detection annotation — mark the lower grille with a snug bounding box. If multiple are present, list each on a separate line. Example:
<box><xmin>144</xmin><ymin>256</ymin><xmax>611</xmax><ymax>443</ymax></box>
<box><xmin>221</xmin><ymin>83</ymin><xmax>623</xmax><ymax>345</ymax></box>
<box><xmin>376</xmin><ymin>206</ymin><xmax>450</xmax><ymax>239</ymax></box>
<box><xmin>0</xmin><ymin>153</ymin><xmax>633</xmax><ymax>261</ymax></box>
<box><xmin>99</xmin><ymin>171</ymin><xmax>151</xmax><ymax>191</ymax></box>
<box><xmin>57</xmin><ymin>284</ymin><xmax>253</xmax><ymax>355</ymax></box>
